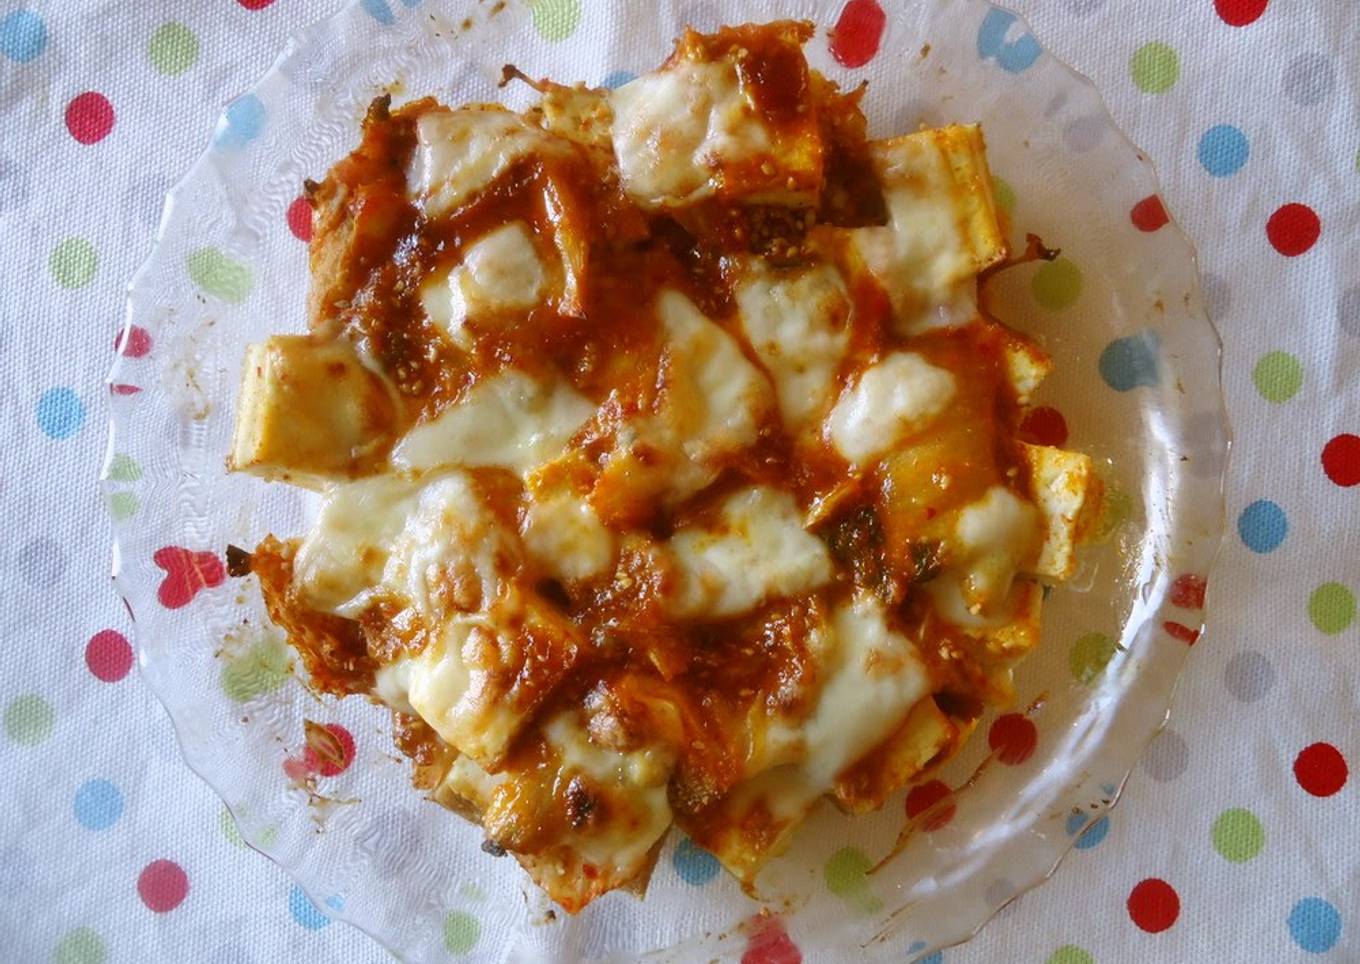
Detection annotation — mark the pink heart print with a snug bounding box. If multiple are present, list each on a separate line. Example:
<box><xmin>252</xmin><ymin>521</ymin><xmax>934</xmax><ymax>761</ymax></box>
<box><xmin>154</xmin><ymin>547</ymin><xmax>225</xmax><ymax>609</ymax></box>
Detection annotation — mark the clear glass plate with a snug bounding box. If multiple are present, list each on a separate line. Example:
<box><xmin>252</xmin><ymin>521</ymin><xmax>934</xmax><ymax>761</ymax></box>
<box><xmin>104</xmin><ymin>1</ymin><xmax>1228</xmax><ymax>960</ymax></box>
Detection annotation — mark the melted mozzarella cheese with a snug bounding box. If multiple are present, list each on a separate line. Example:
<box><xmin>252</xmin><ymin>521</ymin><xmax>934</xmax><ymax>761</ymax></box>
<box><xmin>667</xmin><ymin>486</ymin><xmax>832</xmax><ymax>619</ymax></box>
<box><xmin>826</xmin><ymin>352</ymin><xmax>957</xmax><ymax>465</ymax></box>
<box><xmin>391</xmin><ymin>369</ymin><xmax>595</xmax><ymax>477</ymax></box>
<box><xmin>610</xmin><ymin>59</ymin><xmax>769</xmax><ymax>207</ymax></box>
<box><xmin>521</xmin><ymin>486</ymin><xmax>616</xmax><ymax>583</ymax></box>
<box><xmin>735</xmin><ymin>263</ymin><xmax>851</xmax><ymax>430</ymax></box>
<box><xmin>656</xmin><ymin>289</ymin><xmax>771</xmax><ymax>468</ymax></box>
<box><xmin>292</xmin><ymin>470</ymin><xmax>517</xmax><ymax>620</ymax></box>
<box><xmin>420</xmin><ymin>222</ymin><xmax>546</xmax><ymax>347</ymax></box>
<box><xmin>409</xmin><ymin>108</ymin><xmax>567</xmax><ymax>218</ymax></box>
<box><xmin>372</xmin><ymin>657</ymin><xmax>415</xmax><ymax>715</ymax></box>
<box><xmin>951</xmin><ymin>485</ymin><xmax>1039</xmax><ymax>613</ymax></box>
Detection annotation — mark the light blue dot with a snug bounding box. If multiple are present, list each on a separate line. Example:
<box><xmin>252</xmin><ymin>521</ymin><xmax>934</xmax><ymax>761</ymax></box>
<box><xmin>1288</xmin><ymin>897</ymin><xmax>1341</xmax><ymax>953</ymax></box>
<box><xmin>1238</xmin><ymin>500</ymin><xmax>1287</xmax><ymax>553</ymax></box>
<box><xmin>1098</xmin><ymin>330</ymin><xmax>1161</xmax><ymax>391</ymax></box>
<box><xmin>672</xmin><ymin>836</ymin><xmax>720</xmax><ymax>885</ymax></box>
<box><xmin>0</xmin><ymin>10</ymin><xmax>46</xmax><ymax>63</ymax></box>
<box><xmin>36</xmin><ymin>387</ymin><xmax>85</xmax><ymax>439</ymax></box>
<box><xmin>361</xmin><ymin>0</ymin><xmax>421</xmax><ymax>25</ymax></box>
<box><xmin>215</xmin><ymin>94</ymin><xmax>266</xmax><ymax>150</ymax></box>
<box><xmin>74</xmin><ymin>779</ymin><xmax>124</xmax><ymax>831</ymax></box>
<box><xmin>976</xmin><ymin>9</ymin><xmax>1041</xmax><ymax>74</ymax></box>
<box><xmin>289</xmin><ymin>885</ymin><xmax>334</xmax><ymax>930</ymax></box>
<box><xmin>1066</xmin><ymin>812</ymin><xmax>1110</xmax><ymax>849</ymax></box>
<box><xmin>601</xmin><ymin>70</ymin><xmax>635</xmax><ymax>89</ymax></box>
<box><xmin>917</xmin><ymin>952</ymin><xmax>943</xmax><ymax>964</ymax></box>
<box><xmin>1197</xmin><ymin>124</ymin><xmax>1249</xmax><ymax>177</ymax></box>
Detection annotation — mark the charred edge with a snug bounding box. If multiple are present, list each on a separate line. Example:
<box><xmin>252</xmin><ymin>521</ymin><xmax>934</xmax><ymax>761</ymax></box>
<box><xmin>225</xmin><ymin>544</ymin><xmax>253</xmax><ymax>577</ymax></box>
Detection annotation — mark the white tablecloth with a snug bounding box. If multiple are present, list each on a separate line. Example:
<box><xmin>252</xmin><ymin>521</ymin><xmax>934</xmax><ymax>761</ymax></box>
<box><xmin>2</xmin><ymin>0</ymin><xmax>1356</xmax><ymax>960</ymax></box>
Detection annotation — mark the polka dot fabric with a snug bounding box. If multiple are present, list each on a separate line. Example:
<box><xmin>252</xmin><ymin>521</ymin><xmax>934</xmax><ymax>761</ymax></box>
<box><xmin>0</xmin><ymin>1</ymin><xmax>1353</xmax><ymax>962</ymax></box>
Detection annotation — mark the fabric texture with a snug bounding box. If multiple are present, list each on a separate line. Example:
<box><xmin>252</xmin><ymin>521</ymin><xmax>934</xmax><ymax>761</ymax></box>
<box><xmin>0</xmin><ymin>0</ymin><xmax>1356</xmax><ymax>961</ymax></box>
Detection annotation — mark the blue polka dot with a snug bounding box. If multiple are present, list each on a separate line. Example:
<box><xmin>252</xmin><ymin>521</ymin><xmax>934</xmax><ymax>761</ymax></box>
<box><xmin>1197</xmin><ymin>124</ymin><xmax>1249</xmax><ymax>177</ymax></box>
<box><xmin>1288</xmin><ymin>897</ymin><xmax>1341</xmax><ymax>953</ymax></box>
<box><xmin>0</xmin><ymin>10</ymin><xmax>46</xmax><ymax>63</ymax></box>
<box><xmin>976</xmin><ymin>9</ymin><xmax>1041</xmax><ymax>74</ymax></box>
<box><xmin>36</xmin><ymin>387</ymin><xmax>85</xmax><ymax>439</ymax></box>
<box><xmin>601</xmin><ymin>70</ymin><xmax>636</xmax><ymax>89</ymax></box>
<box><xmin>289</xmin><ymin>885</ymin><xmax>335</xmax><ymax>930</ymax></box>
<box><xmin>1066</xmin><ymin>812</ymin><xmax>1110</xmax><ymax>849</ymax></box>
<box><xmin>1098</xmin><ymin>330</ymin><xmax>1161</xmax><ymax>391</ymax></box>
<box><xmin>73</xmin><ymin>779</ymin><xmax>124</xmax><ymax>831</ymax></box>
<box><xmin>917</xmin><ymin>952</ymin><xmax>943</xmax><ymax>964</ymax></box>
<box><xmin>1238</xmin><ymin>500</ymin><xmax>1287</xmax><ymax>553</ymax></box>
<box><xmin>672</xmin><ymin>836</ymin><xmax>720</xmax><ymax>885</ymax></box>
<box><xmin>215</xmin><ymin>94</ymin><xmax>266</xmax><ymax>150</ymax></box>
<box><xmin>361</xmin><ymin>0</ymin><xmax>421</xmax><ymax>25</ymax></box>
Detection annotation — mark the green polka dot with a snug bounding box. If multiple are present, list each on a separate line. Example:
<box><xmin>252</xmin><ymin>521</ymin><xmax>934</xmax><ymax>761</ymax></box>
<box><xmin>824</xmin><ymin>846</ymin><xmax>873</xmax><ymax>895</ymax></box>
<box><xmin>1047</xmin><ymin>947</ymin><xmax>1095</xmax><ymax>964</ymax></box>
<box><xmin>1032</xmin><ymin>258</ymin><xmax>1082</xmax><ymax>311</ymax></box>
<box><xmin>1069</xmin><ymin>632</ymin><xmax>1116</xmax><ymax>684</ymax></box>
<box><xmin>221</xmin><ymin>637</ymin><xmax>291</xmax><ymax>702</ymax></box>
<box><xmin>1211</xmin><ymin>807</ymin><xmax>1264</xmax><ymax>863</ymax></box>
<box><xmin>148</xmin><ymin>22</ymin><xmax>198</xmax><ymax>76</ymax></box>
<box><xmin>528</xmin><ymin>0</ymin><xmax>581</xmax><ymax>40</ymax></box>
<box><xmin>50</xmin><ymin>238</ymin><xmax>98</xmax><ymax>289</ymax></box>
<box><xmin>1092</xmin><ymin>480</ymin><xmax>1134</xmax><ymax>542</ymax></box>
<box><xmin>106</xmin><ymin>453</ymin><xmax>142</xmax><ymax>482</ymax></box>
<box><xmin>1130</xmin><ymin>42</ymin><xmax>1179</xmax><ymax>94</ymax></box>
<box><xmin>220</xmin><ymin>807</ymin><xmax>245</xmax><ymax>847</ymax></box>
<box><xmin>1252</xmin><ymin>351</ymin><xmax>1303</xmax><ymax>402</ymax></box>
<box><xmin>106</xmin><ymin>491</ymin><xmax>138</xmax><ymax>520</ymax></box>
<box><xmin>443</xmin><ymin>911</ymin><xmax>480</xmax><ymax>955</ymax></box>
<box><xmin>5</xmin><ymin>694</ymin><xmax>54</xmax><ymax>745</ymax></box>
<box><xmin>187</xmin><ymin>247</ymin><xmax>252</xmax><ymax>303</ymax></box>
<box><xmin>54</xmin><ymin>928</ymin><xmax>105</xmax><ymax>964</ymax></box>
<box><xmin>991</xmin><ymin>176</ymin><xmax>1016</xmax><ymax>214</ymax></box>
<box><xmin>1308</xmin><ymin>582</ymin><xmax>1356</xmax><ymax>635</ymax></box>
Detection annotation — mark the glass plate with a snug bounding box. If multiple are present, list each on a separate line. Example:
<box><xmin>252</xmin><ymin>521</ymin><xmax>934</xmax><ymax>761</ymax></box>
<box><xmin>104</xmin><ymin>1</ymin><xmax>1228</xmax><ymax>960</ymax></box>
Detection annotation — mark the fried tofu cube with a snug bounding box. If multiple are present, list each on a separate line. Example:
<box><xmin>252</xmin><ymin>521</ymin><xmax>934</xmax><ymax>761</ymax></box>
<box><xmin>1019</xmin><ymin>443</ymin><xmax>1103</xmax><ymax>581</ymax></box>
<box><xmin>852</xmin><ymin>124</ymin><xmax>1007</xmax><ymax>334</ymax></box>
<box><xmin>228</xmin><ymin>335</ymin><xmax>399</xmax><ymax>487</ymax></box>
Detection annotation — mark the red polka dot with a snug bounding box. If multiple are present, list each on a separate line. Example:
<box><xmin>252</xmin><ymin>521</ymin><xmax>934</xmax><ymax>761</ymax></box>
<box><xmin>741</xmin><ymin>915</ymin><xmax>802</xmax><ymax>964</ymax></box>
<box><xmin>1130</xmin><ymin>195</ymin><xmax>1170</xmax><ymax>232</ymax></box>
<box><xmin>303</xmin><ymin>722</ymin><xmax>355</xmax><ymax>777</ymax></box>
<box><xmin>1127</xmin><ymin>878</ymin><xmax>1180</xmax><ymax>932</ymax></box>
<box><xmin>86</xmin><ymin>629</ymin><xmax>133</xmax><ymax>682</ymax></box>
<box><xmin>905</xmin><ymin>779</ymin><xmax>955</xmax><ymax>830</ymax></box>
<box><xmin>1214</xmin><ymin>0</ymin><xmax>1268</xmax><ymax>26</ymax></box>
<box><xmin>1169</xmin><ymin>573</ymin><xmax>1207</xmax><ymax>609</ymax></box>
<box><xmin>1162</xmin><ymin>621</ymin><xmax>1200</xmax><ymax>645</ymax></box>
<box><xmin>1019</xmin><ymin>406</ymin><xmax>1069</xmax><ymax>447</ymax></box>
<box><xmin>1321</xmin><ymin>434</ymin><xmax>1360</xmax><ymax>487</ymax></box>
<box><xmin>65</xmin><ymin>92</ymin><xmax>115</xmax><ymax>145</ymax></box>
<box><xmin>237</xmin><ymin>0</ymin><xmax>277</xmax><ymax>8</ymax></box>
<box><xmin>1294</xmin><ymin>742</ymin><xmax>1348</xmax><ymax>797</ymax></box>
<box><xmin>138</xmin><ymin>859</ymin><xmax>189</xmax><ymax>913</ymax></box>
<box><xmin>829</xmin><ymin>0</ymin><xmax>886</xmax><ymax>68</ymax></box>
<box><xmin>114</xmin><ymin>325</ymin><xmax>152</xmax><ymax>358</ymax></box>
<box><xmin>988</xmin><ymin>714</ymin><xmax>1037</xmax><ymax>766</ymax></box>
<box><xmin>1266</xmin><ymin>203</ymin><xmax>1321</xmax><ymax>257</ymax></box>
<box><xmin>286</xmin><ymin>196</ymin><xmax>313</xmax><ymax>242</ymax></box>
<box><xmin>110</xmin><ymin>383</ymin><xmax>142</xmax><ymax>395</ymax></box>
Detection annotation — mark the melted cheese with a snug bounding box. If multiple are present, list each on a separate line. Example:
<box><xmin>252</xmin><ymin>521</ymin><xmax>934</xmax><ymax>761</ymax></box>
<box><xmin>292</xmin><ymin>470</ymin><xmax>517</xmax><ymax>620</ymax></box>
<box><xmin>826</xmin><ymin>352</ymin><xmax>957</xmax><ymax>465</ymax></box>
<box><xmin>391</xmin><ymin>369</ymin><xmax>595</xmax><ymax>477</ymax></box>
<box><xmin>409</xmin><ymin>108</ymin><xmax>569</xmax><ymax>218</ymax></box>
<box><xmin>735</xmin><ymin>263</ymin><xmax>851</xmax><ymax>430</ymax></box>
<box><xmin>850</xmin><ymin>125</ymin><xmax>1005</xmax><ymax>335</ymax></box>
<box><xmin>925</xmin><ymin>486</ymin><xmax>1040</xmax><ymax>629</ymax></box>
<box><xmin>420</xmin><ymin>222</ymin><xmax>546</xmax><ymax>347</ymax></box>
<box><xmin>521</xmin><ymin>486</ymin><xmax>616</xmax><ymax>583</ymax></box>
<box><xmin>667</xmin><ymin>486</ymin><xmax>832</xmax><ymax>619</ymax></box>
<box><xmin>610</xmin><ymin>59</ymin><xmax>767</xmax><ymax>207</ymax></box>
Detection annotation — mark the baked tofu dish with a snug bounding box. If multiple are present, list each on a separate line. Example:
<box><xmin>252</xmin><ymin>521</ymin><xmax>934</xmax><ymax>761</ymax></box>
<box><xmin>227</xmin><ymin>21</ymin><xmax>1101</xmax><ymax>913</ymax></box>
